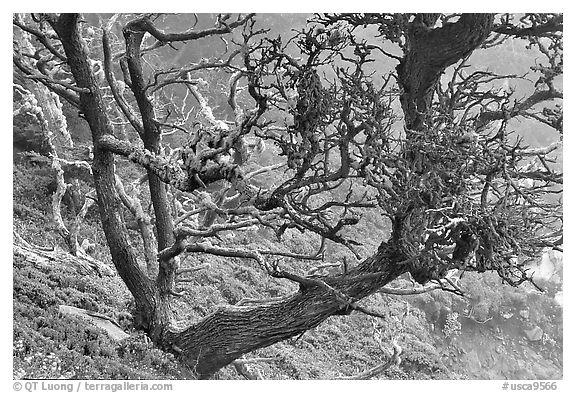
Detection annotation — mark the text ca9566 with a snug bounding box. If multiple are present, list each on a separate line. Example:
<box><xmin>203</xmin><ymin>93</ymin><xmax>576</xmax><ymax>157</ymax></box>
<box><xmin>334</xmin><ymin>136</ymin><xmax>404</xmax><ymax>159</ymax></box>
<box><xmin>502</xmin><ymin>381</ymin><xmax>558</xmax><ymax>391</ymax></box>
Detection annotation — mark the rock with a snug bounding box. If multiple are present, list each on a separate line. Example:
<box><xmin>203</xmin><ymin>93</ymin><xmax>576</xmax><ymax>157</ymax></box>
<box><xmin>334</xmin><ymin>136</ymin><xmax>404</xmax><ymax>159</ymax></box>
<box><xmin>471</xmin><ymin>303</ymin><xmax>490</xmax><ymax>321</ymax></box>
<box><xmin>463</xmin><ymin>351</ymin><xmax>482</xmax><ymax>372</ymax></box>
<box><xmin>519</xmin><ymin>309</ymin><xmax>530</xmax><ymax>319</ymax></box>
<box><xmin>524</xmin><ymin>326</ymin><xmax>544</xmax><ymax>342</ymax></box>
<box><xmin>554</xmin><ymin>291</ymin><xmax>563</xmax><ymax>307</ymax></box>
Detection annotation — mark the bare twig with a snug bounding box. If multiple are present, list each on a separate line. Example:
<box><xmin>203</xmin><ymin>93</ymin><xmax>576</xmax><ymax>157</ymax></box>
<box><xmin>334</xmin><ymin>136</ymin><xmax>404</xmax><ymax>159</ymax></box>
<box><xmin>336</xmin><ymin>339</ymin><xmax>402</xmax><ymax>379</ymax></box>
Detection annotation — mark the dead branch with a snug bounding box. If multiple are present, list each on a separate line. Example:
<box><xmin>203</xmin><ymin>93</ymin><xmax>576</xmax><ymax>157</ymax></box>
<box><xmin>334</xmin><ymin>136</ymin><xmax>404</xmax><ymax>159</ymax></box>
<box><xmin>115</xmin><ymin>176</ymin><xmax>158</xmax><ymax>277</ymax></box>
<box><xmin>176</xmin><ymin>263</ymin><xmax>212</xmax><ymax>276</ymax></box>
<box><xmin>13</xmin><ymin>15</ymin><xmax>67</xmax><ymax>61</ymax></box>
<box><xmin>14</xmin><ymin>230</ymin><xmax>114</xmax><ymax>277</ymax></box>
<box><xmin>233</xmin><ymin>356</ymin><xmax>282</xmax><ymax>365</ymax></box>
<box><xmin>493</xmin><ymin>14</ymin><xmax>562</xmax><ymax>37</ymax></box>
<box><xmin>230</xmin><ymin>359</ymin><xmax>261</xmax><ymax>380</ymax></box>
<box><xmin>51</xmin><ymin>158</ymin><xmax>75</xmax><ymax>252</ymax></box>
<box><xmin>336</xmin><ymin>339</ymin><xmax>402</xmax><ymax>379</ymax></box>
<box><xmin>307</xmin><ymin>262</ymin><xmax>341</xmax><ymax>276</ymax></box>
<box><xmin>245</xmin><ymin>163</ymin><xmax>285</xmax><ymax>180</ymax></box>
<box><xmin>25</xmin><ymin>74</ymin><xmax>90</xmax><ymax>94</ymax></box>
<box><xmin>126</xmin><ymin>14</ymin><xmax>255</xmax><ymax>44</ymax></box>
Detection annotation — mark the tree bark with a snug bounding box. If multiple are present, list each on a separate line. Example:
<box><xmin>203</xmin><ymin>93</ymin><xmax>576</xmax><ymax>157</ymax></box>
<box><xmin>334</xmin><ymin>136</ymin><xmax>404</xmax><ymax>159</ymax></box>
<box><xmin>397</xmin><ymin>14</ymin><xmax>494</xmax><ymax>131</ymax></box>
<box><xmin>123</xmin><ymin>25</ymin><xmax>179</xmax><ymax>297</ymax></box>
<box><xmin>163</xmin><ymin>242</ymin><xmax>407</xmax><ymax>378</ymax></box>
<box><xmin>49</xmin><ymin>14</ymin><xmax>160</xmax><ymax>335</ymax></box>
<box><xmin>122</xmin><ymin>27</ymin><xmax>174</xmax><ymax>249</ymax></box>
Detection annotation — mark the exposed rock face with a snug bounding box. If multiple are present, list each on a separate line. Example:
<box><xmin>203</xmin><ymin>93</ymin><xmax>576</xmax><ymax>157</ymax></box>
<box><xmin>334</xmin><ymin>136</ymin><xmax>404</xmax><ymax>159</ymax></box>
<box><xmin>554</xmin><ymin>291</ymin><xmax>563</xmax><ymax>307</ymax></box>
<box><xmin>462</xmin><ymin>350</ymin><xmax>482</xmax><ymax>373</ymax></box>
<box><xmin>524</xmin><ymin>326</ymin><xmax>544</xmax><ymax>342</ymax></box>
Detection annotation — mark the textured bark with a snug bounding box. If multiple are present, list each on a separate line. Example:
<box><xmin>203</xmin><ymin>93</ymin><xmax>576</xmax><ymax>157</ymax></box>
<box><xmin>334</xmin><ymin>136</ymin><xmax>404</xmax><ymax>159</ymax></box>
<box><xmin>164</xmin><ymin>242</ymin><xmax>407</xmax><ymax>378</ymax></box>
<box><xmin>123</xmin><ymin>25</ymin><xmax>175</xmax><ymax>264</ymax></box>
<box><xmin>115</xmin><ymin>177</ymin><xmax>158</xmax><ymax>277</ymax></box>
<box><xmin>50</xmin><ymin>14</ymin><xmax>159</xmax><ymax>333</ymax></box>
<box><xmin>397</xmin><ymin>14</ymin><xmax>494</xmax><ymax>131</ymax></box>
<box><xmin>15</xmin><ymin>22</ymin><xmax>80</xmax><ymax>253</ymax></box>
<box><xmin>119</xmin><ymin>25</ymin><xmax>180</xmax><ymax>325</ymax></box>
<box><xmin>51</xmin><ymin>158</ymin><xmax>77</xmax><ymax>254</ymax></box>
<box><xmin>14</xmin><ymin>18</ymin><xmax>73</xmax><ymax>153</ymax></box>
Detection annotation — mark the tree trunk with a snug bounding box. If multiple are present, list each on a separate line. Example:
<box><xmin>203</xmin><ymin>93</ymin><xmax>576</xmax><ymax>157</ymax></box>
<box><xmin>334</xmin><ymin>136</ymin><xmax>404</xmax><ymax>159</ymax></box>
<box><xmin>397</xmin><ymin>14</ymin><xmax>493</xmax><ymax>131</ymax></box>
<box><xmin>123</xmin><ymin>23</ymin><xmax>176</xmax><ymax>292</ymax></box>
<box><xmin>50</xmin><ymin>14</ymin><xmax>159</xmax><ymax>333</ymax></box>
<box><xmin>163</xmin><ymin>242</ymin><xmax>407</xmax><ymax>378</ymax></box>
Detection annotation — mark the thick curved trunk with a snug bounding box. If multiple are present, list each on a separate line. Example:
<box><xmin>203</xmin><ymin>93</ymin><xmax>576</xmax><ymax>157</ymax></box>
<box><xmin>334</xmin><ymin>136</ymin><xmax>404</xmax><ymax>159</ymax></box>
<box><xmin>397</xmin><ymin>14</ymin><xmax>494</xmax><ymax>130</ymax></box>
<box><xmin>163</xmin><ymin>242</ymin><xmax>407</xmax><ymax>378</ymax></box>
